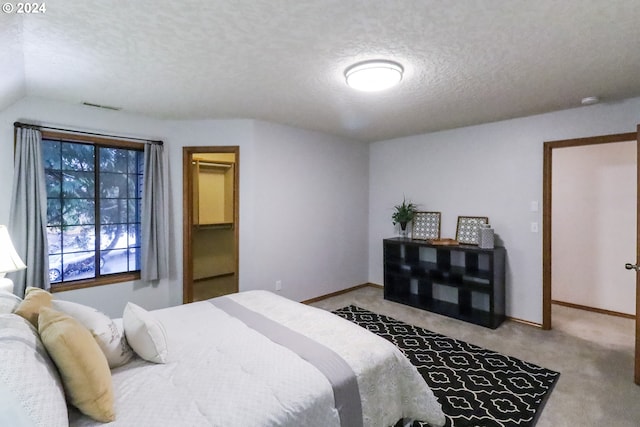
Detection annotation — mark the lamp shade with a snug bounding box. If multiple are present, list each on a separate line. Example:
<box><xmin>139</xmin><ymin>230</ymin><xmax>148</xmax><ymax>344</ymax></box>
<box><xmin>0</xmin><ymin>225</ymin><xmax>26</xmax><ymax>274</ymax></box>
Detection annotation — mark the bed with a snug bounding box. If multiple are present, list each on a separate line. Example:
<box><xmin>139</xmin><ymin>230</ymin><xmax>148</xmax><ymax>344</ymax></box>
<box><xmin>1</xmin><ymin>290</ymin><xmax>445</xmax><ymax>427</ymax></box>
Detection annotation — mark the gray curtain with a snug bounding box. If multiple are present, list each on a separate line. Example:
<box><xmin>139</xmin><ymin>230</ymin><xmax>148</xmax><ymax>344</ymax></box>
<box><xmin>8</xmin><ymin>128</ymin><xmax>49</xmax><ymax>295</ymax></box>
<box><xmin>141</xmin><ymin>143</ymin><xmax>168</xmax><ymax>281</ymax></box>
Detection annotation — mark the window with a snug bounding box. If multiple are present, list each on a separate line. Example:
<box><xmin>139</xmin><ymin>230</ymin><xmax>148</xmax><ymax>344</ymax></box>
<box><xmin>42</xmin><ymin>134</ymin><xmax>144</xmax><ymax>290</ymax></box>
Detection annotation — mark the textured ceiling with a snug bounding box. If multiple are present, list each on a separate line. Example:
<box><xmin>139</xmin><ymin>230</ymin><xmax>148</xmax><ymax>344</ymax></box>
<box><xmin>2</xmin><ymin>0</ymin><xmax>640</xmax><ymax>142</ymax></box>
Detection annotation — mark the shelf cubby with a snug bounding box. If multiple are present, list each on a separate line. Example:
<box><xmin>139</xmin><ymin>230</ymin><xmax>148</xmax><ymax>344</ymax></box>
<box><xmin>383</xmin><ymin>237</ymin><xmax>506</xmax><ymax>329</ymax></box>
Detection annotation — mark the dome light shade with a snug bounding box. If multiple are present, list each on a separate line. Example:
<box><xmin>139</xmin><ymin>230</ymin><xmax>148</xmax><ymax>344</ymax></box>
<box><xmin>345</xmin><ymin>60</ymin><xmax>403</xmax><ymax>92</ymax></box>
<box><xmin>581</xmin><ymin>96</ymin><xmax>600</xmax><ymax>105</ymax></box>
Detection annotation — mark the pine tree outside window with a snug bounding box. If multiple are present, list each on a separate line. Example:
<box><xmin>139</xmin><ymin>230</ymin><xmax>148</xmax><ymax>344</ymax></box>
<box><xmin>42</xmin><ymin>135</ymin><xmax>143</xmax><ymax>290</ymax></box>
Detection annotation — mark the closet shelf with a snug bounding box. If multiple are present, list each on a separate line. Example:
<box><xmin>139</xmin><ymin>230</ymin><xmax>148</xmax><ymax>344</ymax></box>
<box><xmin>193</xmin><ymin>272</ymin><xmax>235</xmax><ymax>282</ymax></box>
<box><xmin>193</xmin><ymin>222</ymin><xmax>234</xmax><ymax>230</ymax></box>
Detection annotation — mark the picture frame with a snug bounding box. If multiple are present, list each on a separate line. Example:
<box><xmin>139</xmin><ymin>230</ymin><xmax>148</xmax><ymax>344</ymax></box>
<box><xmin>412</xmin><ymin>211</ymin><xmax>441</xmax><ymax>240</ymax></box>
<box><xmin>455</xmin><ymin>216</ymin><xmax>489</xmax><ymax>245</ymax></box>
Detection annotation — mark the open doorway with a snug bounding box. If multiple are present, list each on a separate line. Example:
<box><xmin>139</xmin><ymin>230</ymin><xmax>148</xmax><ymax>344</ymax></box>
<box><xmin>543</xmin><ymin>132</ymin><xmax>636</xmax><ymax>326</ymax></box>
<box><xmin>551</xmin><ymin>140</ymin><xmax>636</xmax><ymax>316</ymax></box>
<box><xmin>182</xmin><ymin>146</ymin><xmax>239</xmax><ymax>303</ymax></box>
<box><xmin>542</xmin><ymin>131</ymin><xmax>639</xmax><ymax>383</ymax></box>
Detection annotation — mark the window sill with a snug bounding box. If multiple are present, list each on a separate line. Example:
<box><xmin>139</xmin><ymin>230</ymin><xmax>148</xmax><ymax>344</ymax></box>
<box><xmin>50</xmin><ymin>272</ymin><xmax>141</xmax><ymax>293</ymax></box>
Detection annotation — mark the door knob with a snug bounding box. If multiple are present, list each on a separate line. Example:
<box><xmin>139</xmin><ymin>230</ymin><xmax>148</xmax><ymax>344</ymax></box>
<box><xmin>625</xmin><ymin>263</ymin><xmax>640</xmax><ymax>271</ymax></box>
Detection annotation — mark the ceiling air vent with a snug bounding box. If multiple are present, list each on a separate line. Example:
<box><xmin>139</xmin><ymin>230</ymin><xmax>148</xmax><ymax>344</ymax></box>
<box><xmin>82</xmin><ymin>102</ymin><xmax>122</xmax><ymax>111</ymax></box>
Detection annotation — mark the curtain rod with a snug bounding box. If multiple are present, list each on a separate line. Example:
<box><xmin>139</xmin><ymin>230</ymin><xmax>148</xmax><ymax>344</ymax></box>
<box><xmin>13</xmin><ymin>121</ymin><xmax>164</xmax><ymax>145</ymax></box>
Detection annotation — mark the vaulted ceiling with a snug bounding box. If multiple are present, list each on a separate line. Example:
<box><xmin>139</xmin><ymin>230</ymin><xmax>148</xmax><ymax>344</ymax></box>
<box><xmin>2</xmin><ymin>0</ymin><xmax>640</xmax><ymax>142</ymax></box>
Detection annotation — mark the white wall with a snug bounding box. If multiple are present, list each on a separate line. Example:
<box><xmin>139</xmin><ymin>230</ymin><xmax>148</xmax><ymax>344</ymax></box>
<box><xmin>163</xmin><ymin>119</ymin><xmax>370</xmax><ymax>304</ymax></box>
<box><xmin>0</xmin><ymin>97</ymin><xmax>370</xmax><ymax>316</ymax></box>
<box><xmin>0</xmin><ymin>13</ymin><xmax>25</xmax><ymax>111</ymax></box>
<box><xmin>552</xmin><ymin>141</ymin><xmax>636</xmax><ymax>315</ymax></box>
<box><xmin>369</xmin><ymin>97</ymin><xmax>640</xmax><ymax>324</ymax></box>
<box><xmin>247</xmin><ymin>120</ymin><xmax>370</xmax><ymax>301</ymax></box>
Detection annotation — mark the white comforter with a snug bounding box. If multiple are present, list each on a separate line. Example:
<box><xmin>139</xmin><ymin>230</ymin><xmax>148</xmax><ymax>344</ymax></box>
<box><xmin>70</xmin><ymin>291</ymin><xmax>445</xmax><ymax>427</ymax></box>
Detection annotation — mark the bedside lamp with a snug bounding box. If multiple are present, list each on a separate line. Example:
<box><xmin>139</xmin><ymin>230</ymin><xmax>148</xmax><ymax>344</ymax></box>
<box><xmin>0</xmin><ymin>225</ymin><xmax>27</xmax><ymax>294</ymax></box>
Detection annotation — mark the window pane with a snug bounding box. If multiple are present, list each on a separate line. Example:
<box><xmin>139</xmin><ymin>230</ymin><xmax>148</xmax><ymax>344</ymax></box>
<box><xmin>100</xmin><ymin>199</ymin><xmax>127</xmax><ymax>224</ymax></box>
<box><xmin>62</xmin><ymin>199</ymin><xmax>95</xmax><ymax>226</ymax></box>
<box><xmin>101</xmin><ymin>249</ymin><xmax>127</xmax><ymax>275</ymax></box>
<box><xmin>48</xmin><ymin>254</ymin><xmax>62</xmax><ymax>283</ymax></box>
<box><xmin>128</xmin><ymin>247</ymin><xmax>140</xmax><ymax>272</ymax></box>
<box><xmin>127</xmin><ymin>199</ymin><xmax>140</xmax><ymax>223</ymax></box>
<box><xmin>59</xmin><ymin>223</ymin><xmax>97</xmax><ymax>282</ymax></box>
<box><xmin>47</xmin><ymin>226</ymin><xmax>62</xmax><ymax>254</ymax></box>
<box><xmin>45</xmin><ymin>170</ymin><xmax>62</xmax><ymax>198</ymax></box>
<box><xmin>62</xmin><ymin>171</ymin><xmax>95</xmax><ymax>198</ymax></box>
<box><xmin>42</xmin><ymin>140</ymin><xmax>61</xmax><ymax>169</ymax></box>
<box><xmin>61</xmin><ymin>143</ymin><xmax>94</xmax><ymax>171</ymax></box>
<box><xmin>47</xmin><ymin>199</ymin><xmax>62</xmax><ymax>226</ymax></box>
<box><xmin>100</xmin><ymin>147</ymin><xmax>128</xmax><ymax>173</ymax></box>
<box><xmin>128</xmin><ymin>174</ymin><xmax>140</xmax><ymax>198</ymax></box>
<box><xmin>127</xmin><ymin>151</ymin><xmax>135</xmax><ymax>172</ymax></box>
<box><xmin>100</xmin><ymin>172</ymin><xmax>127</xmax><ymax>198</ymax></box>
<box><xmin>128</xmin><ymin>150</ymin><xmax>144</xmax><ymax>174</ymax></box>
<box><xmin>128</xmin><ymin>224</ymin><xmax>140</xmax><ymax>249</ymax></box>
<box><xmin>100</xmin><ymin>224</ymin><xmax>127</xmax><ymax>250</ymax></box>
<box><xmin>61</xmin><ymin>251</ymin><xmax>96</xmax><ymax>282</ymax></box>
<box><xmin>62</xmin><ymin>225</ymin><xmax>95</xmax><ymax>252</ymax></box>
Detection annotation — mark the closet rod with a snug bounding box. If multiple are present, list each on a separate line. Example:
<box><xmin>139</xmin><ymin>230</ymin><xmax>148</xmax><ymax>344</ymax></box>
<box><xmin>13</xmin><ymin>121</ymin><xmax>163</xmax><ymax>145</ymax></box>
<box><xmin>193</xmin><ymin>161</ymin><xmax>232</xmax><ymax>168</ymax></box>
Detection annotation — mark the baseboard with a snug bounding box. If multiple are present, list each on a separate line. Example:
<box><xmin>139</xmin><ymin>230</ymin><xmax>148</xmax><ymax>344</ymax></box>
<box><xmin>552</xmin><ymin>299</ymin><xmax>635</xmax><ymax>319</ymax></box>
<box><xmin>302</xmin><ymin>283</ymin><xmax>381</xmax><ymax>304</ymax></box>
<box><xmin>507</xmin><ymin>316</ymin><xmax>542</xmax><ymax>328</ymax></box>
<box><xmin>304</xmin><ymin>284</ymin><xmax>548</xmax><ymax>329</ymax></box>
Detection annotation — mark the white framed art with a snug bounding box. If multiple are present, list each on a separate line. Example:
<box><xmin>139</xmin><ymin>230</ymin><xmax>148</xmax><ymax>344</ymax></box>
<box><xmin>455</xmin><ymin>216</ymin><xmax>489</xmax><ymax>245</ymax></box>
<box><xmin>412</xmin><ymin>211</ymin><xmax>441</xmax><ymax>240</ymax></box>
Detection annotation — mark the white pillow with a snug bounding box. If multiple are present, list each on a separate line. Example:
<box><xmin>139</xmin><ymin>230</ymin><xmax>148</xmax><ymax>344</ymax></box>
<box><xmin>0</xmin><ymin>291</ymin><xmax>21</xmax><ymax>314</ymax></box>
<box><xmin>51</xmin><ymin>300</ymin><xmax>134</xmax><ymax>368</ymax></box>
<box><xmin>123</xmin><ymin>302</ymin><xmax>168</xmax><ymax>363</ymax></box>
<box><xmin>0</xmin><ymin>314</ymin><xmax>68</xmax><ymax>427</ymax></box>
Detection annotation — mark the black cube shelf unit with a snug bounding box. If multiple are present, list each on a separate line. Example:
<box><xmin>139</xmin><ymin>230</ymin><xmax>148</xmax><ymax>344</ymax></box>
<box><xmin>383</xmin><ymin>237</ymin><xmax>506</xmax><ymax>329</ymax></box>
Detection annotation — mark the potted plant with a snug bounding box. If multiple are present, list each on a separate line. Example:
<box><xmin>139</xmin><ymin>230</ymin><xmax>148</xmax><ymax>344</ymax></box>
<box><xmin>392</xmin><ymin>197</ymin><xmax>417</xmax><ymax>236</ymax></box>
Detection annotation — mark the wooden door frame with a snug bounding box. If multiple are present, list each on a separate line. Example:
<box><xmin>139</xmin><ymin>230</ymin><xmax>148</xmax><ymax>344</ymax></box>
<box><xmin>636</xmin><ymin>124</ymin><xmax>640</xmax><ymax>384</ymax></box>
<box><xmin>542</xmin><ymin>131</ymin><xmax>638</xmax><ymax>384</ymax></box>
<box><xmin>182</xmin><ymin>146</ymin><xmax>240</xmax><ymax>304</ymax></box>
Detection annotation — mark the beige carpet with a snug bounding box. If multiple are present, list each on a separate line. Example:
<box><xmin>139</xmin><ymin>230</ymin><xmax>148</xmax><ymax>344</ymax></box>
<box><xmin>310</xmin><ymin>286</ymin><xmax>640</xmax><ymax>427</ymax></box>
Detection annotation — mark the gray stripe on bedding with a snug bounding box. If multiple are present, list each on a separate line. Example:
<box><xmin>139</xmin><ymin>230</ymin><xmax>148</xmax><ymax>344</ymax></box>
<box><xmin>209</xmin><ymin>297</ymin><xmax>363</xmax><ymax>427</ymax></box>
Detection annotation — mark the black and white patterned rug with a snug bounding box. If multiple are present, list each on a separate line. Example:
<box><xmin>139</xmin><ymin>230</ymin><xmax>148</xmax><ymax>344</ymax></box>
<box><xmin>333</xmin><ymin>305</ymin><xmax>560</xmax><ymax>427</ymax></box>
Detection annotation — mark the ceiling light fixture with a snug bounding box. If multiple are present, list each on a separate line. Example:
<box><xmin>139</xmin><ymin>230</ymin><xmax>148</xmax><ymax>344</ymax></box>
<box><xmin>581</xmin><ymin>96</ymin><xmax>600</xmax><ymax>106</ymax></box>
<box><xmin>345</xmin><ymin>60</ymin><xmax>403</xmax><ymax>92</ymax></box>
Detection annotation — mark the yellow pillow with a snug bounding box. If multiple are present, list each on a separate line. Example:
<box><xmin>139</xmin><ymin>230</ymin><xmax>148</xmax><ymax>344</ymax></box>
<box><xmin>14</xmin><ymin>287</ymin><xmax>52</xmax><ymax>327</ymax></box>
<box><xmin>38</xmin><ymin>307</ymin><xmax>115</xmax><ymax>422</ymax></box>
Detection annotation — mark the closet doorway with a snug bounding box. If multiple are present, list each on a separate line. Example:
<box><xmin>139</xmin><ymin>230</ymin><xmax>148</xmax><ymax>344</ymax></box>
<box><xmin>183</xmin><ymin>146</ymin><xmax>239</xmax><ymax>303</ymax></box>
